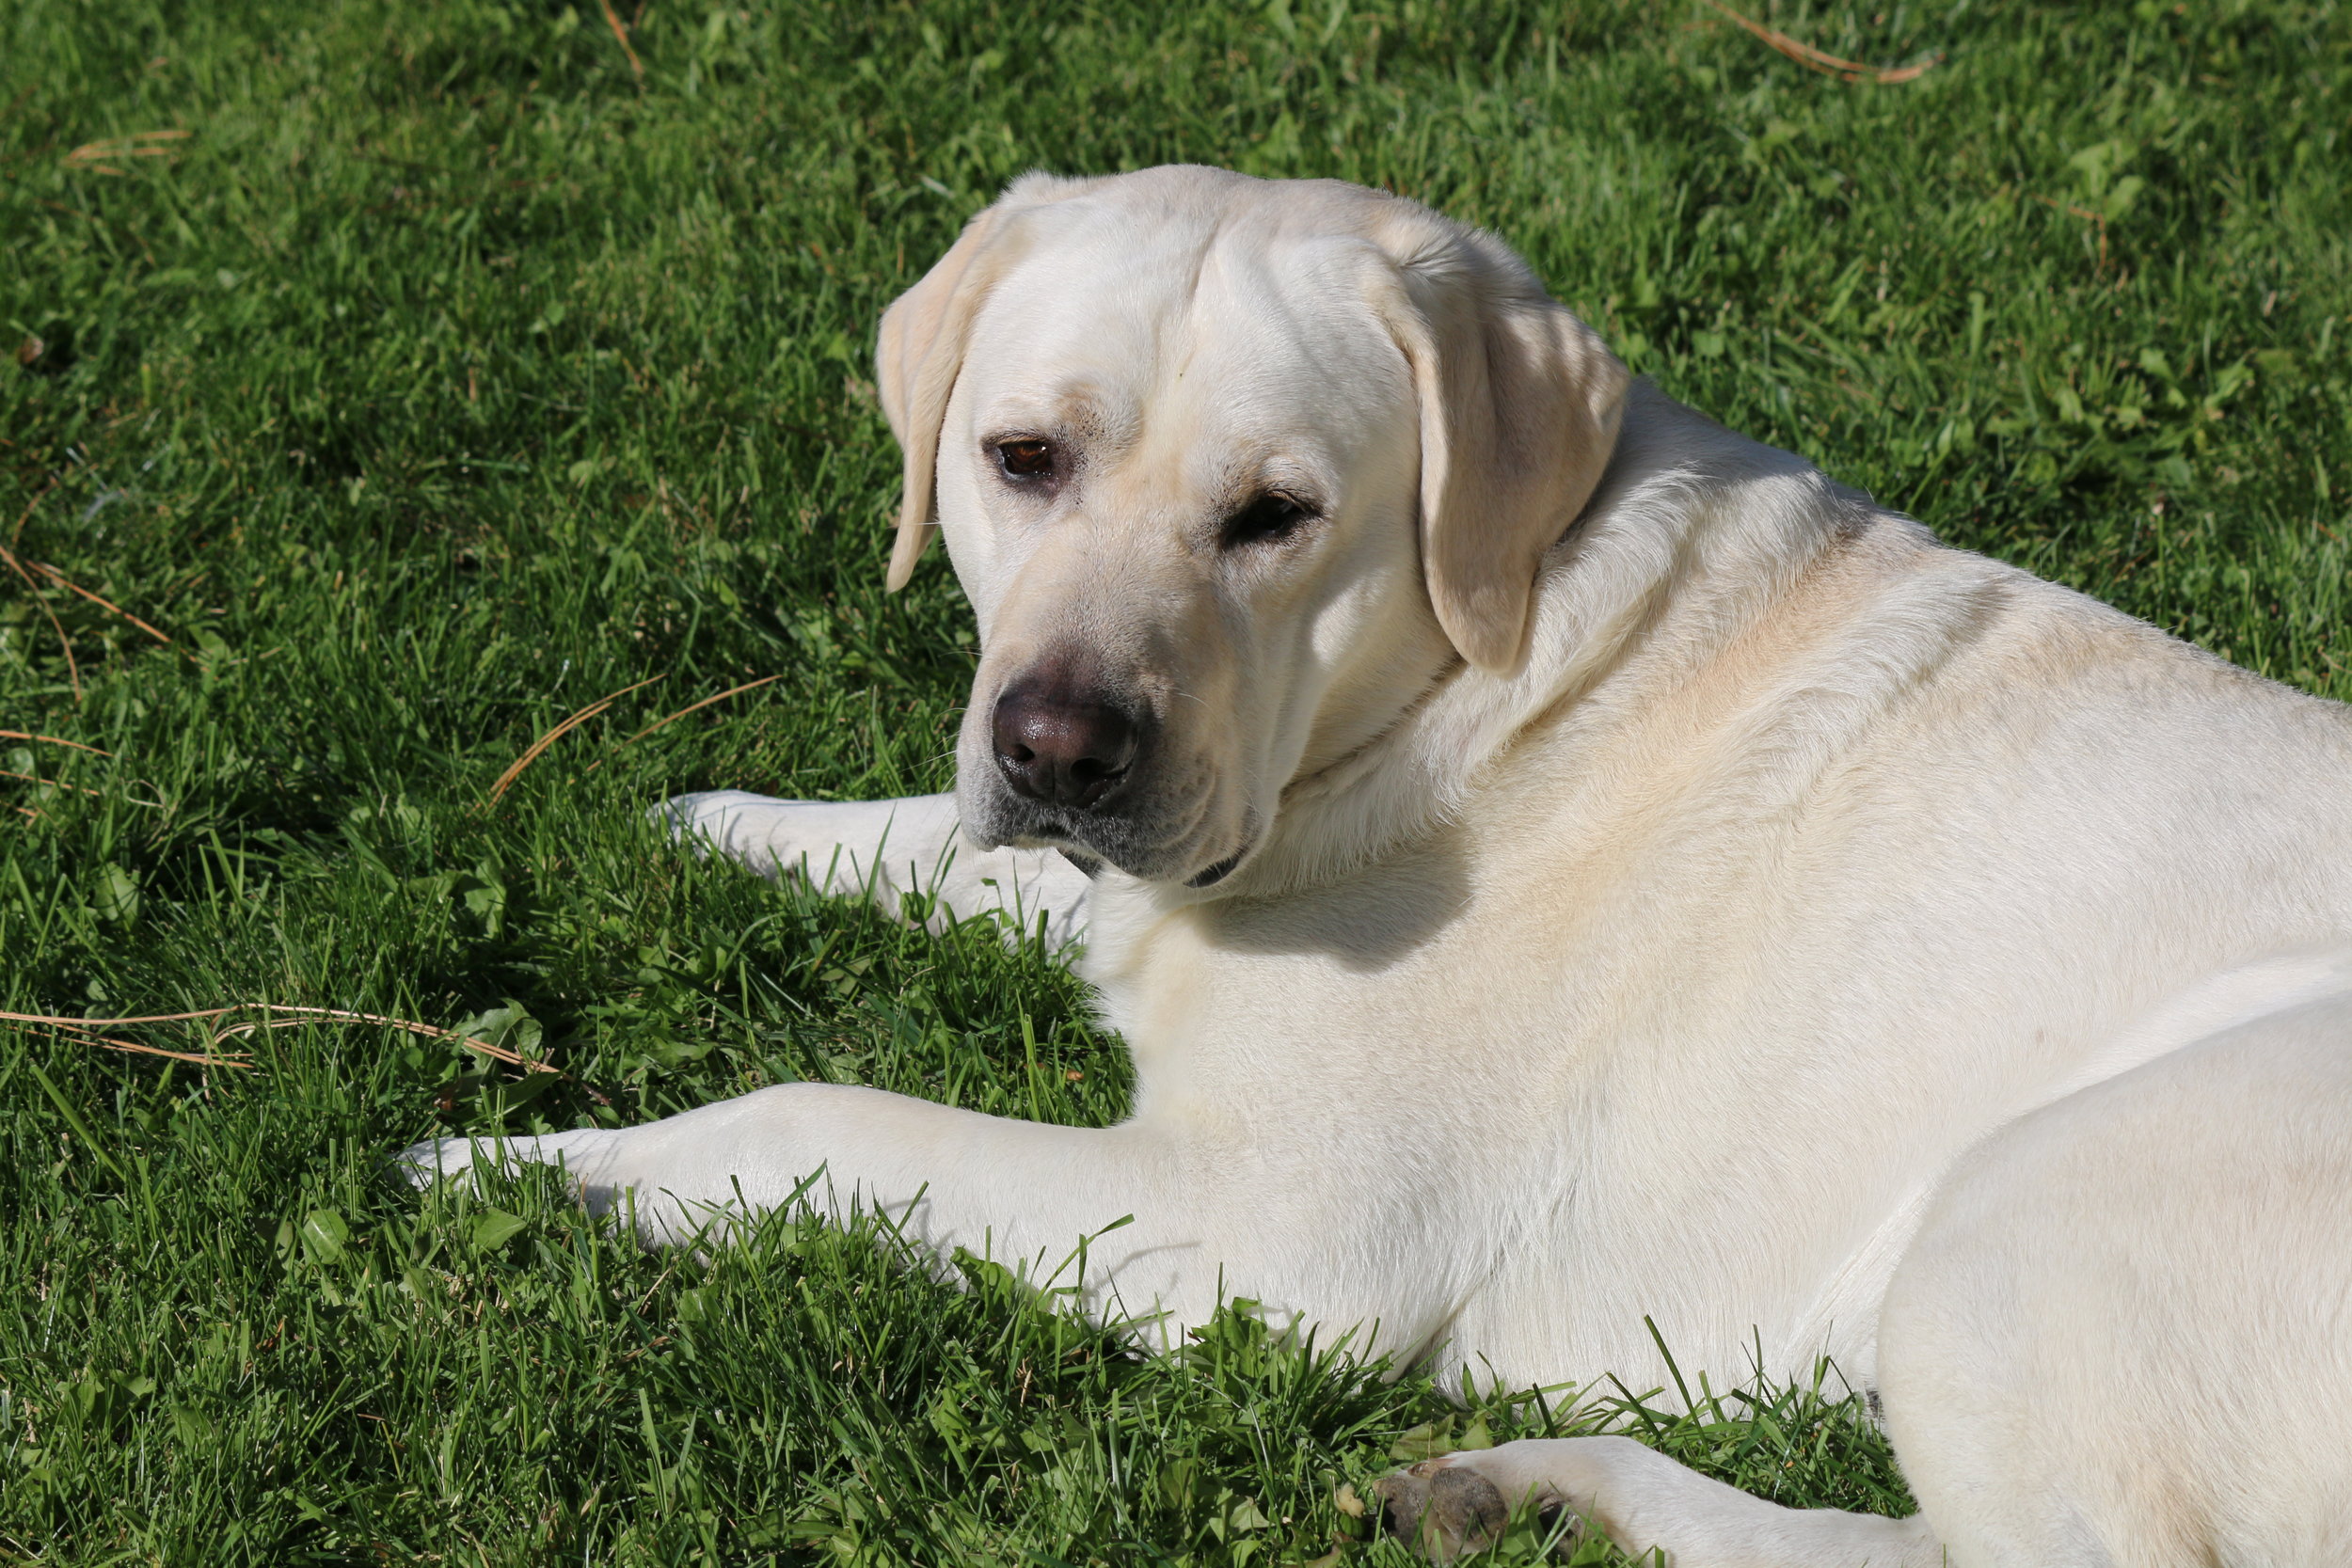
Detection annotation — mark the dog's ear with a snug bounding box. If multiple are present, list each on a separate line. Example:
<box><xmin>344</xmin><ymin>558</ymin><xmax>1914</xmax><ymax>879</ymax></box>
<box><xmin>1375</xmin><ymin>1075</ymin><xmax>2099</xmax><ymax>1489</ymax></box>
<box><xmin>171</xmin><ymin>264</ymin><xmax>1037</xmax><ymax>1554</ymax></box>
<box><xmin>876</xmin><ymin>175</ymin><xmax>1099</xmax><ymax>591</ymax></box>
<box><xmin>875</xmin><ymin>207</ymin><xmax>1012</xmax><ymax>591</ymax></box>
<box><xmin>1370</xmin><ymin>215</ymin><xmax>1630</xmax><ymax>673</ymax></box>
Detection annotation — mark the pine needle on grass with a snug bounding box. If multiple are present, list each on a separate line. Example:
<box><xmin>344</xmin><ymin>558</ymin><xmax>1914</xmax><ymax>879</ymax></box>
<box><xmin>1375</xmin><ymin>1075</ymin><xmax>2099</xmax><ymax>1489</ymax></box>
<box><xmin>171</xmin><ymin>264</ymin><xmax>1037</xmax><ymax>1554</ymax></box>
<box><xmin>0</xmin><ymin>538</ymin><xmax>81</xmax><ymax>702</ymax></box>
<box><xmin>23</xmin><ymin>559</ymin><xmax>174</xmax><ymax>644</ymax></box>
<box><xmin>1701</xmin><ymin>0</ymin><xmax>1942</xmax><ymax>84</ymax></box>
<box><xmin>8</xmin><ymin>472</ymin><xmax>57</xmax><ymax>550</ymax></box>
<box><xmin>2032</xmin><ymin>193</ymin><xmax>2112</xmax><ymax>272</ymax></box>
<box><xmin>597</xmin><ymin>0</ymin><xmax>645</xmax><ymax>84</ymax></box>
<box><xmin>39</xmin><ymin>1021</ymin><xmax>254</xmax><ymax>1069</ymax></box>
<box><xmin>60</xmin><ymin>128</ymin><xmax>191</xmax><ymax>176</ymax></box>
<box><xmin>0</xmin><ymin>1004</ymin><xmax>560</xmax><ymax>1074</ymax></box>
<box><xmin>585</xmin><ymin>673</ymin><xmax>782</xmax><ymax>770</ymax></box>
<box><xmin>0</xmin><ymin>730</ymin><xmax>112</xmax><ymax>755</ymax></box>
<box><xmin>486</xmin><ymin>674</ymin><xmax>664</xmax><ymax>804</ymax></box>
<box><xmin>0</xmin><ymin>767</ymin><xmax>101</xmax><ymax>795</ymax></box>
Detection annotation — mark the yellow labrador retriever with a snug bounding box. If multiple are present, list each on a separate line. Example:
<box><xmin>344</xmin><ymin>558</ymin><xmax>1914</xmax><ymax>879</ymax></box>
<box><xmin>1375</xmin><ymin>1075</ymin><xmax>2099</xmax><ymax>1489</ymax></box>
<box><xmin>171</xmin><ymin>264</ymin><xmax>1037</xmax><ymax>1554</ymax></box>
<box><xmin>407</xmin><ymin>166</ymin><xmax>2352</xmax><ymax>1564</ymax></box>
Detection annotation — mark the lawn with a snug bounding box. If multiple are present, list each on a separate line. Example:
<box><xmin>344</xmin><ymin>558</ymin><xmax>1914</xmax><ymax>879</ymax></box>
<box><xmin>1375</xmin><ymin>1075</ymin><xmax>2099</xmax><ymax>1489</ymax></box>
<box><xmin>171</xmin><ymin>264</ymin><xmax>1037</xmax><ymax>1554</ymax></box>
<box><xmin>3</xmin><ymin>0</ymin><xmax>2347</xmax><ymax>1561</ymax></box>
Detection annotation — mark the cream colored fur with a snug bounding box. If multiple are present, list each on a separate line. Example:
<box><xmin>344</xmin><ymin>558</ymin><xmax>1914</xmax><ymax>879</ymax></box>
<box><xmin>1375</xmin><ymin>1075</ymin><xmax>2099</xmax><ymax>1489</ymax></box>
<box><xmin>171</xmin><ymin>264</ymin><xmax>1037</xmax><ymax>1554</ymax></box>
<box><xmin>405</xmin><ymin>167</ymin><xmax>2352</xmax><ymax>1566</ymax></box>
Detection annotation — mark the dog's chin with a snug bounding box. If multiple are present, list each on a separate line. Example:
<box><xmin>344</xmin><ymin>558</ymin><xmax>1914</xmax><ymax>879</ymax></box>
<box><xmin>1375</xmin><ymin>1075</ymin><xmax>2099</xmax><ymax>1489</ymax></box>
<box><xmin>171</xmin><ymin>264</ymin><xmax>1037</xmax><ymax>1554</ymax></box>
<box><xmin>1101</xmin><ymin>838</ymin><xmax>1255</xmax><ymax>888</ymax></box>
<box><xmin>1041</xmin><ymin>828</ymin><xmax>1248</xmax><ymax>887</ymax></box>
<box><xmin>1182</xmin><ymin>846</ymin><xmax>1250</xmax><ymax>888</ymax></box>
<box><xmin>1046</xmin><ymin>835</ymin><xmax>1254</xmax><ymax>887</ymax></box>
<box><xmin>963</xmin><ymin>791</ymin><xmax>1255</xmax><ymax>889</ymax></box>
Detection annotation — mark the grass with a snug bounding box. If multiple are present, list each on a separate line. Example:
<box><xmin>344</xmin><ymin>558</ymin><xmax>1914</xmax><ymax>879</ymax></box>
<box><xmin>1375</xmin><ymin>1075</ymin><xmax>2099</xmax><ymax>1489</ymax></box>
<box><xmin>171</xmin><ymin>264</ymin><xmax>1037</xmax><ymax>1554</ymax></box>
<box><xmin>3</xmin><ymin>0</ymin><xmax>2348</xmax><ymax>1560</ymax></box>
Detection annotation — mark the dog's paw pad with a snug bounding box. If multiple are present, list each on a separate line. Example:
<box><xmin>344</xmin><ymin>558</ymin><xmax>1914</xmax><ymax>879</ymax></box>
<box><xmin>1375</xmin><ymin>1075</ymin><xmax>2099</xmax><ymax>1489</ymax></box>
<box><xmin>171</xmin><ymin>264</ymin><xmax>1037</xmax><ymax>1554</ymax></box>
<box><xmin>1377</xmin><ymin>1461</ymin><xmax>1507</xmax><ymax>1562</ymax></box>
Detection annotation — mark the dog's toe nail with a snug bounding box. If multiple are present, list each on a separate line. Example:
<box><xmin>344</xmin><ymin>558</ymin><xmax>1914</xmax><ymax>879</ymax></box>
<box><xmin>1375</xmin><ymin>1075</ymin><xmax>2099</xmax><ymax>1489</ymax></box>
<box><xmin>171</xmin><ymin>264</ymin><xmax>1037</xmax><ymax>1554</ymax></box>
<box><xmin>1378</xmin><ymin>1463</ymin><xmax>1505</xmax><ymax>1562</ymax></box>
<box><xmin>1376</xmin><ymin>1470</ymin><xmax>1432</xmax><ymax>1539</ymax></box>
<box><xmin>1428</xmin><ymin>1465</ymin><xmax>1507</xmax><ymax>1552</ymax></box>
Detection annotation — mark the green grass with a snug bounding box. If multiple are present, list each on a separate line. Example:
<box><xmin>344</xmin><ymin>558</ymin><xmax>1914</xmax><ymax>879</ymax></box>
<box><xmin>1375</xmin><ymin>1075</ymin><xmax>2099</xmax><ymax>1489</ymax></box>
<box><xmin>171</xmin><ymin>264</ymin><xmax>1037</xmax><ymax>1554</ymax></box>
<box><xmin>3</xmin><ymin>0</ymin><xmax>2348</xmax><ymax>1560</ymax></box>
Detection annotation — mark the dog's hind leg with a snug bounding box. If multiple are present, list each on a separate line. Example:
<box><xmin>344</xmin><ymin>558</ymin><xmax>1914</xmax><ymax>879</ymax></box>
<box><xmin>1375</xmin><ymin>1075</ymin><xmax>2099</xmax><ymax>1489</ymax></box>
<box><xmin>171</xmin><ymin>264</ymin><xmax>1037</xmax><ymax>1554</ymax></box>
<box><xmin>1378</xmin><ymin>1436</ymin><xmax>1939</xmax><ymax>1567</ymax></box>
<box><xmin>1872</xmin><ymin>989</ymin><xmax>2352</xmax><ymax>1568</ymax></box>
<box><xmin>658</xmin><ymin>789</ymin><xmax>1089</xmax><ymax>947</ymax></box>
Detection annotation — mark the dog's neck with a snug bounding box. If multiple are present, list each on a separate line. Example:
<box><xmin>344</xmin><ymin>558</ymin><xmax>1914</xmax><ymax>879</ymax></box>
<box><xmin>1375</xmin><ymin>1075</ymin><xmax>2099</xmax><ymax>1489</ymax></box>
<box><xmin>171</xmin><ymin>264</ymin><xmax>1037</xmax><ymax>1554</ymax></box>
<box><xmin>1186</xmin><ymin>382</ymin><xmax>1890</xmax><ymax>904</ymax></box>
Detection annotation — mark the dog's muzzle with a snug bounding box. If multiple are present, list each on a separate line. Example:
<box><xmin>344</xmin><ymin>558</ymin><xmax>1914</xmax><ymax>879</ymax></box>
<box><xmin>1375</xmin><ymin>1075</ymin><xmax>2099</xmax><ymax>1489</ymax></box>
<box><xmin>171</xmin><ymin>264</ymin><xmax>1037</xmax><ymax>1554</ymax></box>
<box><xmin>967</xmin><ymin>662</ymin><xmax>1253</xmax><ymax>886</ymax></box>
<box><xmin>972</xmin><ymin>672</ymin><xmax>1167</xmax><ymax>870</ymax></box>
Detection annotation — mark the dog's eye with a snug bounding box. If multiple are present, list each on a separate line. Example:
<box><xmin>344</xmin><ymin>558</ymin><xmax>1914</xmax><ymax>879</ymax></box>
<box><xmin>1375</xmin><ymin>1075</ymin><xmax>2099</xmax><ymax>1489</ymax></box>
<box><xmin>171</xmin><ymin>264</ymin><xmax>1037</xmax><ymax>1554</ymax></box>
<box><xmin>1222</xmin><ymin>491</ymin><xmax>1314</xmax><ymax>548</ymax></box>
<box><xmin>996</xmin><ymin>439</ymin><xmax>1055</xmax><ymax>480</ymax></box>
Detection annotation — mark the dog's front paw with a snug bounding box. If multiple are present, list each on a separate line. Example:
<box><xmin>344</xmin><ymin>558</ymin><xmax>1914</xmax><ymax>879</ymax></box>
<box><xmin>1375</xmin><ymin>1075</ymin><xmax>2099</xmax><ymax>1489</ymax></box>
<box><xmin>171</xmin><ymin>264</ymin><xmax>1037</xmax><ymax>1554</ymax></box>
<box><xmin>655</xmin><ymin>790</ymin><xmax>814</xmax><ymax>879</ymax></box>
<box><xmin>389</xmin><ymin>1130</ymin><xmax>628</xmax><ymax>1196</ymax></box>
<box><xmin>1376</xmin><ymin>1458</ymin><xmax>1510</xmax><ymax>1563</ymax></box>
<box><xmin>391</xmin><ymin>1135</ymin><xmax>474</xmax><ymax>1189</ymax></box>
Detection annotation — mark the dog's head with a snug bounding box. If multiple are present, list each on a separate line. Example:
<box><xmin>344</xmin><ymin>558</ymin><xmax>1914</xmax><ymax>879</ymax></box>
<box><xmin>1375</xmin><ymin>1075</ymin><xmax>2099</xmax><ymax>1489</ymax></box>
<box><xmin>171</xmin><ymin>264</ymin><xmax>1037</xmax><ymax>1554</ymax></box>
<box><xmin>876</xmin><ymin>166</ymin><xmax>1629</xmax><ymax>887</ymax></box>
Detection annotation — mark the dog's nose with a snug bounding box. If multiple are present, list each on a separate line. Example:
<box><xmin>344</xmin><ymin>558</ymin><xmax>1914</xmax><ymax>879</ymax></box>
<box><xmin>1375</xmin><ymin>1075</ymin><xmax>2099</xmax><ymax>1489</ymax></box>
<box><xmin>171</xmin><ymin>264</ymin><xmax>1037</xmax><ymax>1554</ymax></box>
<box><xmin>992</xmin><ymin>682</ymin><xmax>1141</xmax><ymax>809</ymax></box>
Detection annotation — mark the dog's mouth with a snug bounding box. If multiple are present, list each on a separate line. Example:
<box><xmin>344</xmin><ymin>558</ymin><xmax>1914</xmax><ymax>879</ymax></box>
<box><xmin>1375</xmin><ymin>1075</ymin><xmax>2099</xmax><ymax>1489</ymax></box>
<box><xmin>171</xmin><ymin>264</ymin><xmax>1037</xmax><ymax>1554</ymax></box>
<box><xmin>968</xmin><ymin>747</ymin><xmax>1262</xmax><ymax>887</ymax></box>
<box><xmin>1184</xmin><ymin>848</ymin><xmax>1247</xmax><ymax>888</ymax></box>
<box><xmin>1003</xmin><ymin>810</ymin><xmax>1255</xmax><ymax>890</ymax></box>
<box><xmin>1003</xmin><ymin>814</ymin><xmax>1159</xmax><ymax>879</ymax></box>
<box><xmin>1052</xmin><ymin>842</ymin><xmax>1243</xmax><ymax>889</ymax></box>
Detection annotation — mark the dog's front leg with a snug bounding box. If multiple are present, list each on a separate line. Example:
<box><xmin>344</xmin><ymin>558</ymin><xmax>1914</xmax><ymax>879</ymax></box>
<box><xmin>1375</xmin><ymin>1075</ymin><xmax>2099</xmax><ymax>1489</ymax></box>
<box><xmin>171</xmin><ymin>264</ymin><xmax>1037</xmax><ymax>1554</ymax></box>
<box><xmin>659</xmin><ymin>789</ymin><xmax>1089</xmax><ymax>947</ymax></box>
<box><xmin>1378</xmin><ymin>1439</ymin><xmax>1940</xmax><ymax>1567</ymax></box>
<box><xmin>399</xmin><ymin>1085</ymin><xmax>1200</xmax><ymax>1327</ymax></box>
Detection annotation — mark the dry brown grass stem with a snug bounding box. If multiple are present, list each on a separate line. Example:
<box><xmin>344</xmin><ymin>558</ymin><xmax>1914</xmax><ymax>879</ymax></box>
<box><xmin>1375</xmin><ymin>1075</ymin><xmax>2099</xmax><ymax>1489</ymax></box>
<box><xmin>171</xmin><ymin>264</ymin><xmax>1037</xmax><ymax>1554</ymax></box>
<box><xmin>0</xmin><ymin>538</ymin><xmax>82</xmax><ymax>702</ymax></box>
<box><xmin>1701</xmin><ymin>0</ymin><xmax>1941</xmax><ymax>84</ymax></box>
<box><xmin>23</xmin><ymin>559</ymin><xmax>174</xmax><ymax>644</ymax></box>
<box><xmin>1</xmin><ymin>1006</ymin><xmax>243</xmax><ymax>1026</ymax></box>
<box><xmin>585</xmin><ymin>674</ymin><xmax>782</xmax><ymax>771</ymax></box>
<box><xmin>0</xmin><ymin>730</ymin><xmax>112</xmax><ymax>755</ymax></box>
<box><xmin>0</xmin><ymin>767</ymin><xmax>101</xmax><ymax>796</ymax></box>
<box><xmin>9</xmin><ymin>472</ymin><xmax>58</xmax><ymax>550</ymax></box>
<box><xmin>2032</xmin><ymin>193</ymin><xmax>2110</xmax><ymax>272</ymax></box>
<box><xmin>0</xmin><ymin>1002</ymin><xmax>560</xmax><ymax>1073</ymax></box>
<box><xmin>61</xmin><ymin>129</ymin><xmax>190</xmax><ymax>176</ymax></box>
<box><xmin>487</xmin><ymin>674</ymin><xmax>665</xmax><ymax>803</ymax></box>
<box><xmin>41</xmin><ymin>1021</ymin><xmax>254</xmax><ymax>1069</ymax></box>
<box><xmin>597</xmin><ymin>0</ymin><xmax>646</xmax><ymax>84</ymax></box>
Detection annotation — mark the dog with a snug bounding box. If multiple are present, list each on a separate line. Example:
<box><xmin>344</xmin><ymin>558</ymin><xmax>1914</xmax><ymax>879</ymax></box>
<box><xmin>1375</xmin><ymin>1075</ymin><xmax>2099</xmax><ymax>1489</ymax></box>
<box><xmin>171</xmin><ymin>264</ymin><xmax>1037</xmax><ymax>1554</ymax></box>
<box><xmin>405</xmin><ymin>166</ymin><xmax>2352</xmax><ymax>1564</ymax></box>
